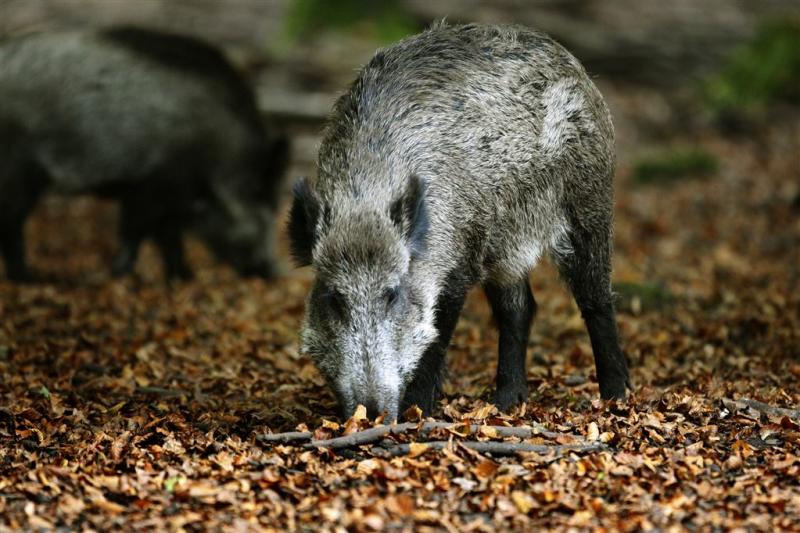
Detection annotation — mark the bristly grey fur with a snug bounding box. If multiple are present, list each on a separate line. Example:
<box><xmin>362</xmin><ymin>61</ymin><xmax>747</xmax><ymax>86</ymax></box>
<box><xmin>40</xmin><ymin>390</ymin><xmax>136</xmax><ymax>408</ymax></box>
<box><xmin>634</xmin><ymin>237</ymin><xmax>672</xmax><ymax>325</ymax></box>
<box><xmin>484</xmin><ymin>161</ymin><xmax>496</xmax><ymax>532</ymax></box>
<box><xmin>0</xmin><ymin>27</ymin><xmax>288</xmax><ymax>281</ymax></box>
<box><xmin>291</xmin><ymin>22</ymin><xmax>630</xmax><ymax>419</ymax></box>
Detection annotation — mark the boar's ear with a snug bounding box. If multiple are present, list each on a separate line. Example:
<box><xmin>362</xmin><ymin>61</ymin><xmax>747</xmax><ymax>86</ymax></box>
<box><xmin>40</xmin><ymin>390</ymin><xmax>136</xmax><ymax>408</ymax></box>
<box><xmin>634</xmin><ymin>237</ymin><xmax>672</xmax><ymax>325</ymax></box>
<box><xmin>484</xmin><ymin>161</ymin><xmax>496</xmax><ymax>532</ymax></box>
<box><xmin>390</xmin><ymin>175</ymin><xmax>429</xmax><ymax>257</ymax></box>
<box><xmin>287</xmin><ymin>177</ymin><xmax>320</xmax><ymax>266</ymax></box>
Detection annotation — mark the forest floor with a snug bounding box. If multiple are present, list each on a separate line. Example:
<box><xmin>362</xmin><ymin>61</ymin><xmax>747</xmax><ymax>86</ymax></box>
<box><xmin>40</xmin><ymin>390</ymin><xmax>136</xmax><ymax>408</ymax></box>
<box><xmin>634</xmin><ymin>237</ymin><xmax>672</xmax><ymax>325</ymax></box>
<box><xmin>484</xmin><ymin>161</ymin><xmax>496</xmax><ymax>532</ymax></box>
<box><xmin>1</xmin><ymin>100</ymin><xmax>799</xmax><ymax>530</ymax></box>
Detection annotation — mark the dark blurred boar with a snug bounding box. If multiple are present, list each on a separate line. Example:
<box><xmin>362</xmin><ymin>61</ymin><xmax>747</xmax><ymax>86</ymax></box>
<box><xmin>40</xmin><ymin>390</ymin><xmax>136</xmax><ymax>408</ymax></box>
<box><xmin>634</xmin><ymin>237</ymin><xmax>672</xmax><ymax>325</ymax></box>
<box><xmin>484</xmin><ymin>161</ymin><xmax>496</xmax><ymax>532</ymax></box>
<box><xmin>0</xmin><ymin>27</ymin><xmax>288</xmax><ymax>281</ymax></box>
<box><xmin>290</xmin><ymin>23</ymin><xmax>630</xmax><ymax>419</ymax></box>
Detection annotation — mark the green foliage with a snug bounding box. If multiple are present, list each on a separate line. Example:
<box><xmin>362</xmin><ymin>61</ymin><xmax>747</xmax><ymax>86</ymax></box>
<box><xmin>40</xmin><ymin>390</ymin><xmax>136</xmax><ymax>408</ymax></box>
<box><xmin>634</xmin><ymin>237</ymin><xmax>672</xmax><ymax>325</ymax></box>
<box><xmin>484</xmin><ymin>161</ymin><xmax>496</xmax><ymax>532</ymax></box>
<box><xmin>632</xmin><ymin>148</ymin><xmax>718</xmax><ymax>185</ymax></box>
<box><xmin>704</xmin><ymin>17</ymin><xmax>800</xmax><ymax>121</ymax></box>
<box><xmin>285</xmin><ymin>0</ymin><xmax>420</xmax><ymax>43</ymax></box>
<box><xmin>613</xmin><ymin>282</ymin><xmax>674</xmax><ymax>313</ymax></box>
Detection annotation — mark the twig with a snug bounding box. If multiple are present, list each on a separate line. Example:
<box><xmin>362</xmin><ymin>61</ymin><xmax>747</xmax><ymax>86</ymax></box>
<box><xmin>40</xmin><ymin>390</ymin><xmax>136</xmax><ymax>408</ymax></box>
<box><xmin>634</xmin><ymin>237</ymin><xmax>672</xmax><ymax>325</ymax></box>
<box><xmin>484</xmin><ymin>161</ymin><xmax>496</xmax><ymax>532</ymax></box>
<box><xmin>723</xmin><ymin>398</ymin><xmax>800</xmax><ymax>420</ymax></box>
<box><xmin>375</xmin><ymin>441</ymin><xmax>610</xmax><ymax>457</ymax></box>
<box><xmin>303</xmin><ymin>425</ymin><xmax>400</xmax><ymax>450</ymax></box>
<box><xmin>259</xmin><ymin>422</ymin><xmax>581</xmax><ymax>450</ymax></box>
<box><xmin>417</xmin><ymin>421</ymin><xmax>566</xmax><ymax>440</ymax></box>
<box><xmin>260</xmin><ymin>431</ymin><xmax>313</xmax><ymax>444</ymax></box>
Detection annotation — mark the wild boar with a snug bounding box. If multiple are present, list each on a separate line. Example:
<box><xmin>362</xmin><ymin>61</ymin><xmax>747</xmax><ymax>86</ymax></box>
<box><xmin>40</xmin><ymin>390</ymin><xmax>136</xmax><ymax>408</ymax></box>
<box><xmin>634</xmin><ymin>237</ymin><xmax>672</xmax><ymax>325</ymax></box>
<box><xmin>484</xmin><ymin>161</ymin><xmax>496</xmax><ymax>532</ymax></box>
<box><xmin>290</xmin><ymin>23</ymin><xmax>630</xmax><ymax>419</ymax></box>
<box><xmin>0</xmin><ymin>27</ymin><xmax>288</xmax><ymax>281</ymax></box>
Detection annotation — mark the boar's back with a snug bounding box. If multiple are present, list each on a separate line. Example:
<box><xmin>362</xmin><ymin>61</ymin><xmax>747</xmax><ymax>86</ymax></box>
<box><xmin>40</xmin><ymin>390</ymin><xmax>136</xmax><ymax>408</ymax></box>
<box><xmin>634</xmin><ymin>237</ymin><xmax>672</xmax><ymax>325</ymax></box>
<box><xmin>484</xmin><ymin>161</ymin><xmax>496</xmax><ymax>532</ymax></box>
<box><xmin>99</xmin><ymin>26</ymin><xmax>264</xmax><ymax>137</ymax></box>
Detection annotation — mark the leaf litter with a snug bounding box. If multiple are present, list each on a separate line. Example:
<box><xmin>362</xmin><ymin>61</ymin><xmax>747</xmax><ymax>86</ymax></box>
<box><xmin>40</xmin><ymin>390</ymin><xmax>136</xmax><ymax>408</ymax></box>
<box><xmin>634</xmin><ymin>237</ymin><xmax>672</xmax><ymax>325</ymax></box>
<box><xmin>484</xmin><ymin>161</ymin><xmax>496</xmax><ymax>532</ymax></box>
<box><xmin>0</xmin><ymin>118</ymin><xmax>799</xmax><ymax>530</ymax></box>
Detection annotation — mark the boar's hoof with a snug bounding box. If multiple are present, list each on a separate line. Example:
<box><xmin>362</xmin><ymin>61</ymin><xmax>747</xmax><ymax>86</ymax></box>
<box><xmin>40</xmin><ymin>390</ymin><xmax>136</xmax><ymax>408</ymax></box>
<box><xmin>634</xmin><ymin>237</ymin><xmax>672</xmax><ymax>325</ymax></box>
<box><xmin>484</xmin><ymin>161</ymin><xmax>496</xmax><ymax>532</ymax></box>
<box><xmin>494</xmin><ymin>383</ymin><xmax>529</xmax><ymax>412</ymax></box>
<box><xmin>599</xmin><ymin>379</ymin><xmax>628</xmax><ymax>401</ymax></box>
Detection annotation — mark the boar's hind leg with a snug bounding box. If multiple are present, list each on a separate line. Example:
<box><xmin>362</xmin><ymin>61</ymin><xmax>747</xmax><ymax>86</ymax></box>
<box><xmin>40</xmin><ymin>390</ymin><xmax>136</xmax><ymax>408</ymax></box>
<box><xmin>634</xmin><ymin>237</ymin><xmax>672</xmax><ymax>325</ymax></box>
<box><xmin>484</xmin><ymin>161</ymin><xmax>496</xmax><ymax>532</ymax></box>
<box><xmin>401</xmin><ymin>276</ymin><xmax>469</xmax><ymax>415</ymax></box>
<box><xmin>485</xmin><ymin>279</ymin><xmax>536</xmax><ymax>410</ymax></box>
<box><xmin>0</xmin><ymin>155</ymin><xmax>45</xmax><ymax>282</ymax></box>
<box><xmin>0</xmin><ymin>217</ymin><xmax>30</xmax><ymax>282</ymax></box>
<box><xmin>555</xmin><ymin>221</ymin><xmax>630</xmax><ymax>399</ymax></box>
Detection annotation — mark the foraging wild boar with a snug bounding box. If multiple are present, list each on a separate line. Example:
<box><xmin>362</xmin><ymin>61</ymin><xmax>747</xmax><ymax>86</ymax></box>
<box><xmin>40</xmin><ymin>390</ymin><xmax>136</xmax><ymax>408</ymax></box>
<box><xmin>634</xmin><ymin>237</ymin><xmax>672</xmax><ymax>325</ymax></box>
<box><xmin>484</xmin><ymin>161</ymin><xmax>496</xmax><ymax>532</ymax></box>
<box><xmin>289</xmin><ymin>23</ymin><xmax>630</xmax><ymax>419</ymax></box>
<box><xmin>0</xmin><ymin>27</ymin><xmax>288</xmax><ymax>281</ymax></box>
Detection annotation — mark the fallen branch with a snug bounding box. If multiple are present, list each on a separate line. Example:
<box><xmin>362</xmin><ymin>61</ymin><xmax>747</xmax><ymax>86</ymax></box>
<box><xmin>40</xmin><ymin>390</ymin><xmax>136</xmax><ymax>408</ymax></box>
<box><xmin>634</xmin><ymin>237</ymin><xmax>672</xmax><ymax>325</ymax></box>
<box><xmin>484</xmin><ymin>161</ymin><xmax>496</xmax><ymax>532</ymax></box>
<box><xmin>418</xmin><ymin>421</ymin><xmax>567</xmax><ymax>441</ymax></box>
<box><xmin>260</xmin><ymin>431</ymin><xmax>313</xmax><ymax>444</ymax></box>
<box><xmin>259</xmin><ymin>421</ymin><xmax>582</xmax><ymax>449</ymax></box>
<box><xmin>303</xmin><ymin>424</ymin><xmax>402</xmax><ymax>450</ymax></box>
<box><xmin>376</xmin><ymin>440</ymin><xmax>610</xmax><ymax>458</ymax></box>
<box><xmin>723</xmin><ymin>398</ymin><xmax>800</xmax><ymax>420</ymax></box>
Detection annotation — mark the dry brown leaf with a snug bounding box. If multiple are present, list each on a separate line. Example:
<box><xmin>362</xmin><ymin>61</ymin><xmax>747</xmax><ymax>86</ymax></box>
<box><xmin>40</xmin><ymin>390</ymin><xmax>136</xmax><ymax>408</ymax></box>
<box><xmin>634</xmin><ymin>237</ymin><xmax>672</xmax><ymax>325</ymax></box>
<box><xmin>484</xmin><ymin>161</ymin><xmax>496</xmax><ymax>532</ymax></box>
<box><xmin>357</xmin><ymin>459</ymin><xmax>381</xmax><ymax>475</ymax></box>
<box><xmin>587</xmin><ymin>422</ymin><xmax>600</xmax><ymax>442</ymax></box>
<box><xmin>511</xmin><ymin>491</ymin><xmax>537</xmax><ymax>514</ymax></box>
<box><xmin>402</xmin><ymin>405</ymin><xmax>423</xmax><ymax>422</ymax></box>
<box><xmin>385</xmin><ymin>494</ymin><xmax>415</xmax><ymax>516</ymax></box>
<box><xmin>472</xmin><ymin>459</ymin><xmax>499</xmax><ymax>479</ymax></box>
<box><xmin>463</xmin><ymin>403</ymin><xmax>496</xmax><ymax>420</ymax></box>
<box><xmin>321</xmin><ymin>419</ymin><xmax>340</xmax><ymax>431</ymax></box>
<box><xmin>407</xmin><ymin>442</ymin><xmax>429</xmax><ymax>458</ymax></box>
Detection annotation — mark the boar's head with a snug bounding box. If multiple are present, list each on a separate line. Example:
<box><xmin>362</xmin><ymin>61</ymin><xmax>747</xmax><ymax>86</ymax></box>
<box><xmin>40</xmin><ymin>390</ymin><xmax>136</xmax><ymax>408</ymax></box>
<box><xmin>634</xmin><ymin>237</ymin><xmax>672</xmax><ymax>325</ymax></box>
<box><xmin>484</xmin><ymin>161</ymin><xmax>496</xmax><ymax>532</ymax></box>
<box><xmin>195</xmin><ymin>135</ymin><xmax>289</xmax><ymax>278</ymax></box>
<box><xmin>288</xmin><ymin>174</ymin><xmax>438</xmax><ymax>420</ymax></box>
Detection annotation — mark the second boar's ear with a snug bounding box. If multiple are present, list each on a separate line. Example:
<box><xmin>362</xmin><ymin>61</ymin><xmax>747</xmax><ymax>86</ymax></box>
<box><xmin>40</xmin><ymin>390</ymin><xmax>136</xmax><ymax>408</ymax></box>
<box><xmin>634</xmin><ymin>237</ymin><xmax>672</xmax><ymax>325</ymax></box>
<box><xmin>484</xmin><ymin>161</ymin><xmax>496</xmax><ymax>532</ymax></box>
<box><xmin>390</xmin><ymin>175</ymin><xmax>429</xmax><ymax>257</ymax></box>
<box><xmin>287</xmin><ymin>177</ymin><xmax>319</xmax><ymax>266</ymax></box>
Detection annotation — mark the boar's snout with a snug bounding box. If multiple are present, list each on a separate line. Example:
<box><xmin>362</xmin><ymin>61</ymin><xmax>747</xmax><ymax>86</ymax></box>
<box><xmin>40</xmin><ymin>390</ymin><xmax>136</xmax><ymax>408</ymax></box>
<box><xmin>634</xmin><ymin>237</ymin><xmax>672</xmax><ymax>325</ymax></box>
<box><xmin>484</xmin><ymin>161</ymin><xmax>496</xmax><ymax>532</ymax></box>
<box><xmin>363</xmin><ymin>399</ymin><xmax>395</xmax><ymax>421</ymax></box>
<box><xmin>197</xmin><ymin>199</ymin><xmax>279</xmax><ymax>279</ymax></box>
<box><xmin>339</xmin><ymin>396</ymin><xmax>399</xmax><ymax>422</ymax></box>
<box><xmin>336</xmin><ymin>374</ymin><xmax>401</xmax><ymax>422</ymax></box>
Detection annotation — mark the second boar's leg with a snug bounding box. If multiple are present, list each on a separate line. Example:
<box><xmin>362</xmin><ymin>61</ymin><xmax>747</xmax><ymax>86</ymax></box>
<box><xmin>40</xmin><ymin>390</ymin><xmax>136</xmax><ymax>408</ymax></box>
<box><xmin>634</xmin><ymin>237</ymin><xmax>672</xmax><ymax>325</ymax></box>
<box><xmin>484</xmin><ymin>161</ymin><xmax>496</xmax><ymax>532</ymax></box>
<box><xmin>153</xmin><ymin>224</ymin><xmax>191</xmax><ymax>280</ymax></box>
<box><xmin>401</xmin><ymin>273</ymin><xmax>470</xmax><ymax>415</ymax></box>
<box><xmin>555</xmin><ymin>221</ymin><xmax>630</xmax><ymax>399</ymax></box>
<box><xmin>0</xmin><ymin>156</ymin><xmax>46</xmax><ymax>282</ymax></box>
<box><xmin>112</xmin><ymin>199</ymin><xmax>148</xmax><ymax>277</ymax></box>
<box><xmin>0</xmin><ymin>218</ymin><xmax>30</xmax><ymax>282</ymax></box>
<box><xmin>484</xmin><ymin>279</ymin><xmax>536</xmax><ymax>410</ymax></box>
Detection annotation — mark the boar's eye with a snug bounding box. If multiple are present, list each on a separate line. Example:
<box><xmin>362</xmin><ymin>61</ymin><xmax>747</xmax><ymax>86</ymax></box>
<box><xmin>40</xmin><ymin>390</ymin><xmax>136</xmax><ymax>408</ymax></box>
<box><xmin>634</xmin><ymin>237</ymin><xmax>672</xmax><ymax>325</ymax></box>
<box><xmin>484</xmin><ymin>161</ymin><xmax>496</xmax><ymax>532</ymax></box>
<box><xmin>382</xmin><ymin>286</ymin><xmax>401</xmax><ymax>309</ymax></box>
<box><xmin>322</xmin><ymin>289</ymin><xmax>347</xmax><ymax>318</ymax></box>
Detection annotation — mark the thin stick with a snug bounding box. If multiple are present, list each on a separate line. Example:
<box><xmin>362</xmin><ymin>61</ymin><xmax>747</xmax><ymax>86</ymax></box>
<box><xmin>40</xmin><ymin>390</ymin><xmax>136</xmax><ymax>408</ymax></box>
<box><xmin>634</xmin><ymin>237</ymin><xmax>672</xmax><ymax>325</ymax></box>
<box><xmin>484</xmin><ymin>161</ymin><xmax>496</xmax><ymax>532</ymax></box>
<box><xmin>723</xmin><ymin>398</ymin><xmax>800</xmax><ymax>420</ymax></box>
<box><xmin>418</xmin><ymin>421</ymin><xmax>566</xmax><ymax>440</ymax></box>
<box><xmin>260</xmin><ymin>431</ymin><xmax>313</xmax><ymax>444</ymax></box>
<box><xmin>303</xmin><ymin>425</ymin><xmax>399</xmax><ymax>450</ymax></box>
<box><xmin>299</xmin><ymin>422</ymin><xmax>581</xmax><ymax>450</ymax></box>
<box><xmin>258</xmin><ymin>422</ymin><xmax>576</xmax><ymax>447</ymax></box>
<box><xmin>376</xmin><ymin>440</ymin><xmax>610</xmax><ymax>457</ymax></box>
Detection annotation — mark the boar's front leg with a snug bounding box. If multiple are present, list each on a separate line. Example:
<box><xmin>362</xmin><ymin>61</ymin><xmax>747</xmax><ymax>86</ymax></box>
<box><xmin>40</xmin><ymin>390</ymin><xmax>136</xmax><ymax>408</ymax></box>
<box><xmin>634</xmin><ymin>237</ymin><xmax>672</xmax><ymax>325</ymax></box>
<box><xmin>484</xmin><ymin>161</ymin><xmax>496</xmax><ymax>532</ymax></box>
<box><xmin>112</xmin><ymin>197</ymin><xmax>191</xmax><ymax>280</ymax></box>
<box><xmin>153</xmin><ymin>224</ymin><xmax>191</xmax><ymax>281</ymax></box>
<box><xmin>485</xmin><ymin>279</ymin><xmax>536</xmax><ymax>410</ymax></box>
<box><xmin>111</xmin><ymin>200</ymin><xmax>146</xmax><ymax>278</ymax></box>
<box><xmin>401</xmin><ymin>276</ymin><xmax>469</xmax><ymax>415</ymax></box>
